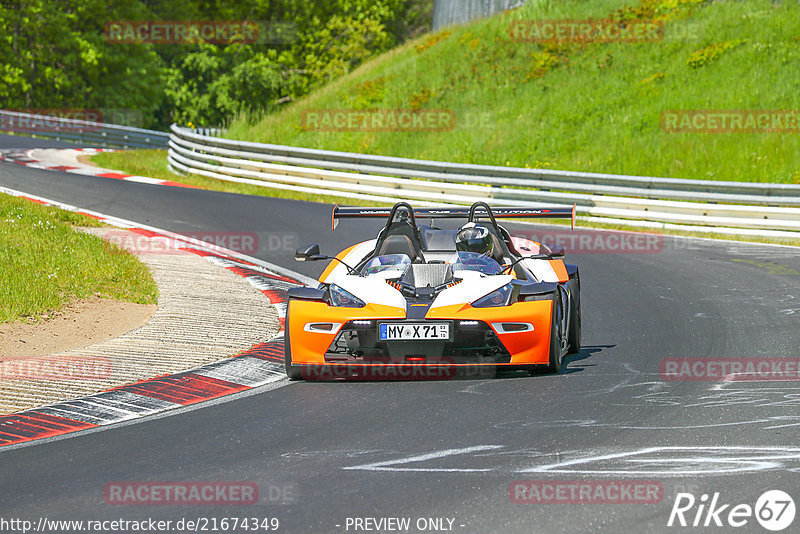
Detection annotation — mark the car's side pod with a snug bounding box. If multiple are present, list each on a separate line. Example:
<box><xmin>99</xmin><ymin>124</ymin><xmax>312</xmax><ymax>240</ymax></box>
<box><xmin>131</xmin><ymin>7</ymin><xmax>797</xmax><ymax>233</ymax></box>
<box><xmin>514</xmin><ymin>280</ymin><xmax>559</xmax><ymax>301</ymax></box>
<box><xmin>288</xmin><ymin>287</ymin><xmax>327</xmax><ymax>302</ymax></box>
<box><xmin>565</xmin><ymin>263</ymin><xmax>579</xmax><ymax>277</ymax></box>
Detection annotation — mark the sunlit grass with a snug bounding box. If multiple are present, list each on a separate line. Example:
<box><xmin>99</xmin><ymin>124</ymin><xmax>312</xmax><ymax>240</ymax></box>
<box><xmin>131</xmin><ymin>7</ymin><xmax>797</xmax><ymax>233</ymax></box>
<box><xmin>225</xmin><ymin>0</ymin><xmax>800</xmax><ymax>184</ymax></box>
<box><xmin>0</xmin><ymin>194</ymin><xmax>158</xmax><ymax>323</ymax></box>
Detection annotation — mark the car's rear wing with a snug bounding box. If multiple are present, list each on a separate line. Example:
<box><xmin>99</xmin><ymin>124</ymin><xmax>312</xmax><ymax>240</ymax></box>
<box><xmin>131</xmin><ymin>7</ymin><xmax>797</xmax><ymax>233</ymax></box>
<box><xmin>332</xmin><ymin>203</ymin><xmax>576</xmax><ymax>230</ymax></box>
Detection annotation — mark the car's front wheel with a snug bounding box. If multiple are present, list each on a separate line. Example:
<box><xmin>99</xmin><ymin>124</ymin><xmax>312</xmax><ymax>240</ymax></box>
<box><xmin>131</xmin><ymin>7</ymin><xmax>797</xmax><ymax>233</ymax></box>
<box><xmin>284</xmin><ymin>305</ymin><xmax>303</xmax><ymax>380</ymax></box>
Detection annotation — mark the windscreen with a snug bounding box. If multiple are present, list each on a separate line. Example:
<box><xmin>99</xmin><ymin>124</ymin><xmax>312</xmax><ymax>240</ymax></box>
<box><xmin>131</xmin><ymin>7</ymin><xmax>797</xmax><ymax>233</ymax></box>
<box><xmin>361</xmin><ymin>254</ymin><xmax>411</xmax><ymax>276</ymax></box>
<box><xmin>450</xmin><ymin>251</ymin><xmax>503</xmax><ymax>275</ymax></box>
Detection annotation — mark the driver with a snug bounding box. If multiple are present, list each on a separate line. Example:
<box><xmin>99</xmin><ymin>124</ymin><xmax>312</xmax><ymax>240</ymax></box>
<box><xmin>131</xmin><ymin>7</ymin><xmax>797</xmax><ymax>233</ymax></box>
<box><xmin>450</xmin><ymin>223</ymin><xmax>502</xmax><ymax>275</ymax></box>
<box><xmin>455</xmin><ymin>222</ymin><xmax>494</xmax><ymax>256</ymax></box>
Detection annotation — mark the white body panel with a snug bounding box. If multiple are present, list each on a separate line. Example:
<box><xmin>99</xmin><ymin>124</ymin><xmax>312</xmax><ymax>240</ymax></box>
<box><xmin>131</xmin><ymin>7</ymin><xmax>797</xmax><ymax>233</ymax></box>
<box><xmin>333</xmin><ymin>274</ymin><xmax>408</xmax><ymax>310</ymax></box>
<box><xmin>521</xmin><ymin>258</ymin><xmax>559</xmax><ymax>283</ymax></box>
<box><xmin>322</xmin><ymin>240</ymin><xmax>375</xmax><ymax>281</ymax></box>
<box><xmin>430</xmin><ymin>272</ymin><xmax>512</xmax><ymax>309</ymax></box>
<box><xmin>321</xmin><ymin>235</ymin><xmax>563</xmax><ymax>309</ymax></box>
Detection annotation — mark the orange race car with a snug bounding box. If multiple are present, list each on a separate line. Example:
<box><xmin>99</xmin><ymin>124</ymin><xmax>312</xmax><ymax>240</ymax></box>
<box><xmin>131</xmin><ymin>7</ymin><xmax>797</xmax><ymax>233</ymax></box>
<box><xmin>284</xmin><ymin>202</ymin><xmax>580</xmax><ymax>380</ymax></box>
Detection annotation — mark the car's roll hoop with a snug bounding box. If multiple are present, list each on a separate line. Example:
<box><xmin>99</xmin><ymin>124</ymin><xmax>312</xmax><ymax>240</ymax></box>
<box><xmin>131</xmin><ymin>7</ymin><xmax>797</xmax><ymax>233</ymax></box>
<box><xmin>332</xmin><ymin>202</ymin><xmax>577</xmax><ymax>230</ymax></box>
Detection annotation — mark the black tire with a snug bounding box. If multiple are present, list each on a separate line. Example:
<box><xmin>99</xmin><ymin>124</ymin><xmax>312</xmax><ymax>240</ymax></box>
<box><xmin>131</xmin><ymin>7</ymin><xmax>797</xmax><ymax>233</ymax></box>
<box><xmin>567</xmin><ymin>274</ymin><xmax>581</xmax><ymax>355</ymax></box>
<box><xmin>284</xmin><ymin>303</ymin><xmax>302</xmax><ymax>380</ymax></box>
<box><xmin>545</xmin><ymin>295</ymin><xmax>562</xmax><ymax>373</ymax></box>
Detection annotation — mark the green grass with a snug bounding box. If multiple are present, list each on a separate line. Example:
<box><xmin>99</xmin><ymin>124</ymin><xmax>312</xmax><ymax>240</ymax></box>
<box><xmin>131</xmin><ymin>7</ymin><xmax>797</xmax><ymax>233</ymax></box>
<box><xmin>90</xmin><ymin>150</ymin><xmax>391</xmax><ymax>207</ymax></box>
<box><xmin>0</xmin><ymin>194</ymin><xmax>159</xmax><ymax>323</ymax></box>
<box><xmin>225</xmin><ymin>0</ymin><xmax>800</xmax><ymax>183</ymax></box>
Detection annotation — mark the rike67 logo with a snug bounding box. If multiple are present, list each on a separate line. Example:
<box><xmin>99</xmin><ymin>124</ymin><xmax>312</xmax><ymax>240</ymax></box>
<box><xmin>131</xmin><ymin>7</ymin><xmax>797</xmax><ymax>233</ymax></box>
<box><xmin>668</xmin><ymin>490</ymin><xmax>795</xmax><ymax>531</ymax></box>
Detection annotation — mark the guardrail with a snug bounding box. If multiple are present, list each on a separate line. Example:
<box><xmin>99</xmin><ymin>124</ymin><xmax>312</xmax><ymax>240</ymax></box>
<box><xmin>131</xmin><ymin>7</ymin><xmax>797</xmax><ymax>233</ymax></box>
<box><xmin>0</xmin><ymin>110</ymin><xmax>169</xmax><ymax>149</ymax></box>
<box><xmin>167</xmin><ymin>124</ymin><xmax>800</xmax><ymax>237</ymax></box>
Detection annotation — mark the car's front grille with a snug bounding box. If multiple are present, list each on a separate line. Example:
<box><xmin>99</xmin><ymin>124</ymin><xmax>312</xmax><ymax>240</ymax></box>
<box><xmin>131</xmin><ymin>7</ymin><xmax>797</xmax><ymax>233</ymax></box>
<box><xmin>325</xmin><ymin>320</ymin><xmax>511</xmax><ymax>363</ymax></box>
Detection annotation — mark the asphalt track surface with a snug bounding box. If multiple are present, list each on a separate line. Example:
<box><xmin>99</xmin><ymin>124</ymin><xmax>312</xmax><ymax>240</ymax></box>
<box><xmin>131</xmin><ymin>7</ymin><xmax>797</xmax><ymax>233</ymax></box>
<box><xmin>2</xmin><ymin>133</ymin><xmax>800</xmax><ymax>533</ymax></box>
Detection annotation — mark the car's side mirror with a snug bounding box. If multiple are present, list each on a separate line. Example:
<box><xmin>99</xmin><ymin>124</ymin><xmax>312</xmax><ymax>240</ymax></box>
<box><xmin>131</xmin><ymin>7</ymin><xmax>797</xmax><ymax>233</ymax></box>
<box><xmin>295</xmin><ymin>243</ymin><xmax>322</xmax><ymax>262</ymax></box>
<box><xmin>541</xmin><ymin>242</ymin><xmax>565</xmax><ymax>258</ymax></box>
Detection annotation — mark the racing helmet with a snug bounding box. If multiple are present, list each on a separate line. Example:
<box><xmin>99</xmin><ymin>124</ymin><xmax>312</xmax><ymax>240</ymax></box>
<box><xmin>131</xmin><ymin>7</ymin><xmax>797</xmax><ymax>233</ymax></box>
<box><xmin>455</xmin><ymin>222</ymin><xmax>494</xmax><ymax>256</ymax></box>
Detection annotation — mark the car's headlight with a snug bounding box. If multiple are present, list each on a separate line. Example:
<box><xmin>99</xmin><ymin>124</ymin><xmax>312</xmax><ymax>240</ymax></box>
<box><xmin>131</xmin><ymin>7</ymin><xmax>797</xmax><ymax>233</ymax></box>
<box><xmin>472</xmin><ymin>283</ymin><xmax>514</xmax><ymax>308</ymax></box>
<box><xmin>328</xmin><ymin>284</ymin><xmax>366</xmax><ymax>308</ymax></box>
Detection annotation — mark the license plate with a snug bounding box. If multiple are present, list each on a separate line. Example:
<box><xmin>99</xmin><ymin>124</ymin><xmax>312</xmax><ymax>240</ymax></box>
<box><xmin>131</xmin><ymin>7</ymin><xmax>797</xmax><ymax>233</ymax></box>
<box><xmin>379</xmin><ymin>323</ymin><xmax>450</xmax><ymax>341</ymax></box>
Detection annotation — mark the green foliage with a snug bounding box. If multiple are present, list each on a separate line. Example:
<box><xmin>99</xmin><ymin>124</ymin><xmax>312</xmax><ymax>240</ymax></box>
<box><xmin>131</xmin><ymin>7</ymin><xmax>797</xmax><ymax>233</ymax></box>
<box><xmin>300</xmin><ymin>15</ymin><xmax>394</xmax><ymax>92</ymax></box>
<box><xmin>0</xmin><ymin>0</ymin><xmax>433</xmax><ymax>127</ymax></box>
<box><xmin>687</xmin><ymin>39</ymin><xmax>744</xmax><ymax>68</ymax></box>
<box><xmin>0</xmin><ymin>0</ymin><xmax>165</xmax><ymax>126</ymax></box>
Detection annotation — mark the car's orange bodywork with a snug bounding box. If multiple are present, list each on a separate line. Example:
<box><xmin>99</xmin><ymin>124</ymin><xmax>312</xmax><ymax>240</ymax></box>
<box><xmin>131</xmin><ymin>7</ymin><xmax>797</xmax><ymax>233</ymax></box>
<box><xmin>287</xmin><ymin>202</ymin><xmax>579</xmax><ymax>376</ymax></box>
<box><xmin>287</xmin><ymin>298</ymin><xmax>554</xmax><ymax>367</ymax></box>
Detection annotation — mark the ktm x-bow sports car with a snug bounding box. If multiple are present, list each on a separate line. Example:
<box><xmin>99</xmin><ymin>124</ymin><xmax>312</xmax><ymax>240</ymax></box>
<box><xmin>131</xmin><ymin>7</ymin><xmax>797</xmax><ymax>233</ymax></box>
<box><xmin>285</xmin><ymin>202</ymin><xmax>581</xmax><ymax>380</ymax></box>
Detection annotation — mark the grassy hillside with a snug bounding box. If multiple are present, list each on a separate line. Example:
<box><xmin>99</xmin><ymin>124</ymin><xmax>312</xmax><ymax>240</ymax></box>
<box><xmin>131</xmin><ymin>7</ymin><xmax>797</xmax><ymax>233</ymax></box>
<box><xmin>226</xmin><ymin>0</ymin><xmax>800</xmax><ymax>183</ymax></box>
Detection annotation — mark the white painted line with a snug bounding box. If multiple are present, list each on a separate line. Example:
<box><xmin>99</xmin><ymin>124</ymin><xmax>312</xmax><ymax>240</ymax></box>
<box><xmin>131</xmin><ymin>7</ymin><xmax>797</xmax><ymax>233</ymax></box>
<box><xmin>66</xmin><ymin>167</ymin><xmax>104</xmax><ymax>176</ymax></box>
<box><xmin>342</xmin><ymin>445</ymin><xmax>504</xmax><ymax>472</ymax></box>
<box><xmin>124</xmin><ymin>175</ymin><xmax>164</xmax><ymax>185</ymax></box>
<box><xmin>521</xmin><ymin>446</ymin><xmax>800</xmax><ymax>476</ymax></box>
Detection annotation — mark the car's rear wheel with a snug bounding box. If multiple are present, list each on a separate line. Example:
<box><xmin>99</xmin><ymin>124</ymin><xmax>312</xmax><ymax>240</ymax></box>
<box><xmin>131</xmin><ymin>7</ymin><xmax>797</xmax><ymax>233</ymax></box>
<box><xmin>567</xmin><ymin>273</ymin><xmax>581</xmax><ymax>355</ymax></box>
<box><xmin>544</xmin><ymin>295</ymin><xmax>562</xmax><ymax>373</ymax></box>
<box><xmin>284</xmin><ymin>304</ymin><xmax>303</xmax><ymax>380</ymax></box>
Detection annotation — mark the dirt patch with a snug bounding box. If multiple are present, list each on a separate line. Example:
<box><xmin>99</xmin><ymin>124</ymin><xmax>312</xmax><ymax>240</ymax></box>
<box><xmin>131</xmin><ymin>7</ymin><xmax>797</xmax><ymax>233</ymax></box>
<box><xmin>76</xmin><ymin>154</ymin><xmax>96</xmax><ymax>167</ymax></box>
<box><xmin>0</xmin><ymin>297</ymin><xmax>156</xmax><ymax>360</ymax></box>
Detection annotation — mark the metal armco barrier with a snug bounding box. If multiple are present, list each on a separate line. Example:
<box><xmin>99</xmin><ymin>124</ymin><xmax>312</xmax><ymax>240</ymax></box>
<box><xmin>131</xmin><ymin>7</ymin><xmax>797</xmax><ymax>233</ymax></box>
<box><xmin>166</xmin><ymin>124</ymin><xmax>800</xmax><ymax>237</ymax></box>
<box><xmin>433</xmin><ymin>0</ymin><xmax>526</xmax><ymax>30</ymax></box>
<box><xmin>0</xmin><ymin>110</ymin><xmax>169</xmax><ymax>149</ymax></box>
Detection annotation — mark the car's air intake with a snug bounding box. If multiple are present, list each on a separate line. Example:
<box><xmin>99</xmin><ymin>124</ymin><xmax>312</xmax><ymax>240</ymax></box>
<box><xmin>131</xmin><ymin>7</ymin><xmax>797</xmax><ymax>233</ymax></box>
<box><xmin>402</xmin><ymin>263</ymin><xmax>453</xmax><ymax>288</ymax></box>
